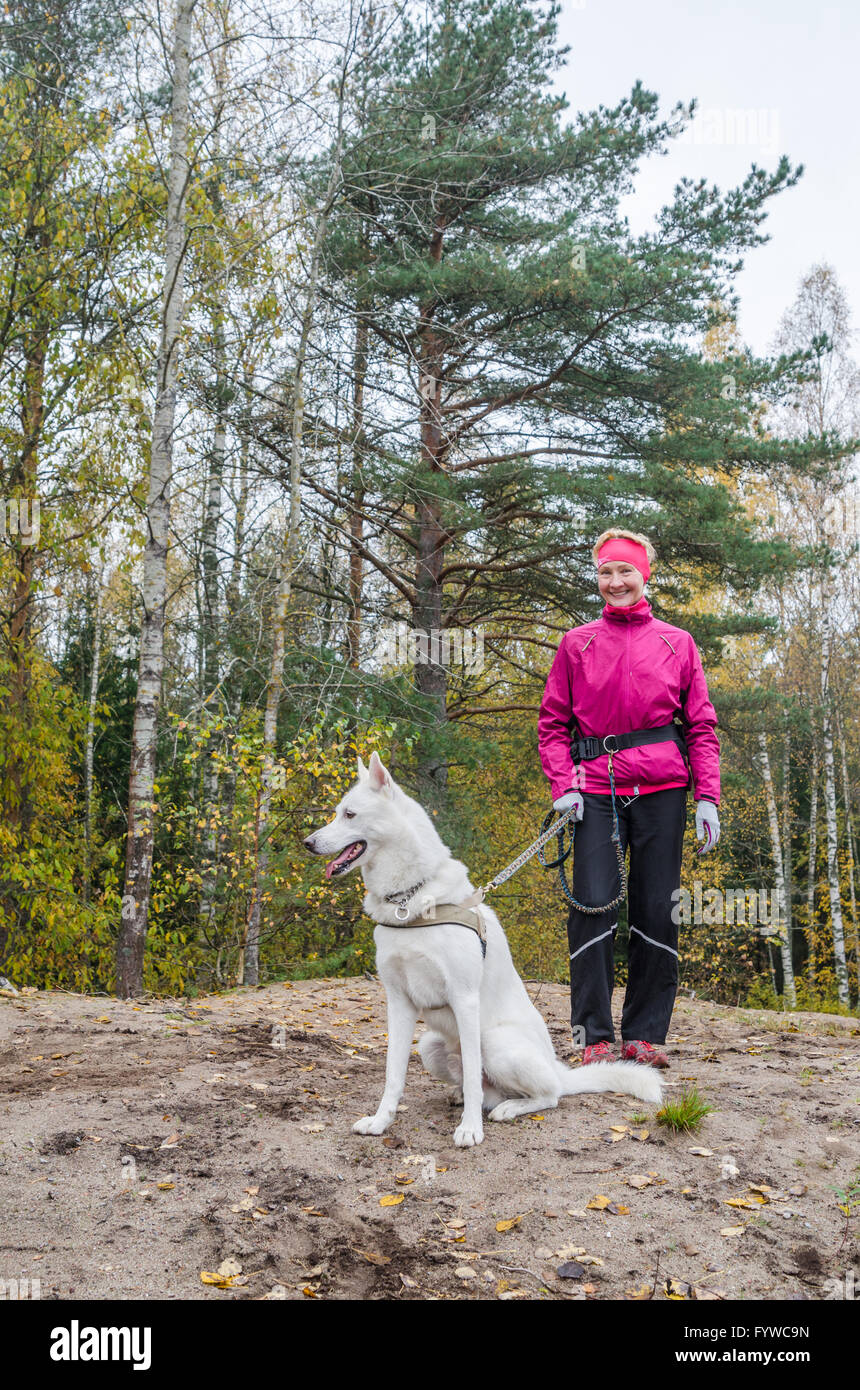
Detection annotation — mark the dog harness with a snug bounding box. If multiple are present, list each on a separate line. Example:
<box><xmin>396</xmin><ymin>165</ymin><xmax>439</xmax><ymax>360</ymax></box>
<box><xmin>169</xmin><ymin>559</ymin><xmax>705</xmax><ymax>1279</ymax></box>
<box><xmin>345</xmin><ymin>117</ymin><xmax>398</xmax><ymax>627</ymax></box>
<box><xmin>374</xmin><ymin>893</ymin><xmax>487</xmax><ymax>957</ymax></box>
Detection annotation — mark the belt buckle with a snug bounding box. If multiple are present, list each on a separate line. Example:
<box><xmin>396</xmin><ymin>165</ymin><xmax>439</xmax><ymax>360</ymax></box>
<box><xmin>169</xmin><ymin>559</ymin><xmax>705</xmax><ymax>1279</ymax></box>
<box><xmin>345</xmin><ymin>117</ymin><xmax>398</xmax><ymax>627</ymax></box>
<box><xmin>580</xmin><ymin>736</ymin><xmax>601</xmax><ymax>760</ymax></box>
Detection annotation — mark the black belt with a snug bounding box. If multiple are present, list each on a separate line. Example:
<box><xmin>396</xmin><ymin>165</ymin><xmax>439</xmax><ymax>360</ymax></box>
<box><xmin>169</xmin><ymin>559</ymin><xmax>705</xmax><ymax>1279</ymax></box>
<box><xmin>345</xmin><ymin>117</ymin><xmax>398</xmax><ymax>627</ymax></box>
<box><xmin>571</xmin><ymin>721</ymin><xmax>688</xmax><ymax>763</ymax></box>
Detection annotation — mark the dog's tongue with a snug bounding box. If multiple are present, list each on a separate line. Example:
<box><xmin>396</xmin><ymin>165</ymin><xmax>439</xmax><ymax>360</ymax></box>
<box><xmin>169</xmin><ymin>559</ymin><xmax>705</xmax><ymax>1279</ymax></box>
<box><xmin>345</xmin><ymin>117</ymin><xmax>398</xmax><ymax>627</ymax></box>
<box><xmin>325</xmin><ymin>845</ymin><xmax>357</xmax><ymax>879</ymax></box>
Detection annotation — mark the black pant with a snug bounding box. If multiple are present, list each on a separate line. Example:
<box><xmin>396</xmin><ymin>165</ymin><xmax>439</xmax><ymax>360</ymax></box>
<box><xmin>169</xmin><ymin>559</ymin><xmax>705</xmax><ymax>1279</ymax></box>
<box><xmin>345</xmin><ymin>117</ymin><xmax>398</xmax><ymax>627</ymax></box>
<box><xmin>566</xmin><ymin>787</ymin><xmax>687</xmax><ymax>1045</ymax></box>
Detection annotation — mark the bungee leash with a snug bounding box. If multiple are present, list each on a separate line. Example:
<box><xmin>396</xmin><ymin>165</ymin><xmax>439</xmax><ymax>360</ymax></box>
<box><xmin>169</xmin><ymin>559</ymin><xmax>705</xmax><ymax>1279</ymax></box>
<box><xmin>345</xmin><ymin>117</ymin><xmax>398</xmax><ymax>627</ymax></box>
<box><xmin>536</xmin><ymin>748</ymin><xmax>627</xmax><ymax>914</ymax></box>
<box><xmin>474</xmin><ymin>748</ymin><xmax>627</xmax><ymax>914</ymax></box>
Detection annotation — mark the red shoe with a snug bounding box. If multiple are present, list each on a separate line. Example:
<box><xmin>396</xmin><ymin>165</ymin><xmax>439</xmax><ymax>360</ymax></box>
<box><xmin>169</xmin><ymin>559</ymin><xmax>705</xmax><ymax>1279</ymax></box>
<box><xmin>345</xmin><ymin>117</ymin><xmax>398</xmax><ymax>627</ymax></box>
<box><xmin>621</xmin><ymin>1039</ymin><xmax>669</xmax><ymax>1068</ymax></box>
<box><xmin>582</xmin><ymin>1041</ymin><xmax>616</xmax><ymax>1065</ymax></box>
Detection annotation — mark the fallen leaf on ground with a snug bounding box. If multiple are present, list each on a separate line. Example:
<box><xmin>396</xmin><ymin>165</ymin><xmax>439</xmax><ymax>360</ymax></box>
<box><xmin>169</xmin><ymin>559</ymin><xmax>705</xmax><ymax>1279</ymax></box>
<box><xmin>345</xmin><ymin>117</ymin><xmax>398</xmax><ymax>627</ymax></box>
<box><xmin>496</xmin><ymin>1215</ymin><xmax>522</xmax><ymax>1232</ymax></box>
<box><xmin>380</xmin><ymin>1194</ymin><xmax>404</xmax><ymax>1207</ymax></box>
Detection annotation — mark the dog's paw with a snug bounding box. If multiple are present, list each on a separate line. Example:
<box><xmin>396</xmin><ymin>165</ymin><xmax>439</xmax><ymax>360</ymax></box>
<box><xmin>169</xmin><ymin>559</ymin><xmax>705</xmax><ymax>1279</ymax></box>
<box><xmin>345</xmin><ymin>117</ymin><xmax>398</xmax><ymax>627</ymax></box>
<box><xmin>488</xmin><ymin>1099</ymin><xmax>521</xmax><ymax>1122</ymax></box>
<box><xmin>448</xmin><ymin>1088</ymin><xmax>464</xmax><ymax>1107</ymax></box>
<box><xmin>352</xmin><ymin>1114</ymin><xmax>390</xmax><ymax>1135</ymax></box>
<box><xmin>453</xmin><ymin>1121</ymin><xmax>483</xmax><ymax>1147</ymax></box>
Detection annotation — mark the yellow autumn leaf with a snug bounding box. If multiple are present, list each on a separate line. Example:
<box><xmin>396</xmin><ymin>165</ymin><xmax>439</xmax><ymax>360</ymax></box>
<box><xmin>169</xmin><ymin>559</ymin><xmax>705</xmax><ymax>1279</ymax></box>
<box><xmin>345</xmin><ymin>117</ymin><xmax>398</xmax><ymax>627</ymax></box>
<box><xmin>496</xmin><ymin>1215</ymin><xmax>522</xmax><ymax>1232</ymax></box>
<box><xmin>157</xmin><ymin>1182</ymin><xmax>175</xmax><ymax>1190</ymax></box>
<box><xmin>379</xmin><ymin>1194</ymin><xmax>404</xmax><ymax>1207</ymax></box>
<box><xmin>586</xmin><ymin>1194</ymin><xmax>612</xmax><ymax>1210</ymax></box>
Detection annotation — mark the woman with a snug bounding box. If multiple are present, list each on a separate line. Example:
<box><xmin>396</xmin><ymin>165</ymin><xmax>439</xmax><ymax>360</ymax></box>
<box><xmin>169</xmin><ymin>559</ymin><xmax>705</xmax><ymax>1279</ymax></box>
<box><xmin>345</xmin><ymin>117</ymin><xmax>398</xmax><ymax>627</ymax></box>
<box><xmin>538</xmin><ymin>530</ymin><xmax>721</xmax><ymax>1068</ymax></box>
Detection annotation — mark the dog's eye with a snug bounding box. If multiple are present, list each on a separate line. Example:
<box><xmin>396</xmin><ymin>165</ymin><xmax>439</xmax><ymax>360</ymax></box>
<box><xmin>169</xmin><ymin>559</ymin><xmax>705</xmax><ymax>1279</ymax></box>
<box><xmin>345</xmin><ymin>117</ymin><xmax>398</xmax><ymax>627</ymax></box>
<box><xmin>343</xmin><ymin>809</ymin><xmax>355</xmax><ymax>819</ymax></box>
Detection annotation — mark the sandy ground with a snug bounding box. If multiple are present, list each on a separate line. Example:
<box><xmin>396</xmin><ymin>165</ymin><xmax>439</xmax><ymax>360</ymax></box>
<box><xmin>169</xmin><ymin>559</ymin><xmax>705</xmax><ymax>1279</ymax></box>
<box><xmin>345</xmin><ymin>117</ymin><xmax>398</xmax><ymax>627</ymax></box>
<box><xmin>0</xmin><ymin>978</ymin><xmax>858</xmax><ymax>1302</ymax></box>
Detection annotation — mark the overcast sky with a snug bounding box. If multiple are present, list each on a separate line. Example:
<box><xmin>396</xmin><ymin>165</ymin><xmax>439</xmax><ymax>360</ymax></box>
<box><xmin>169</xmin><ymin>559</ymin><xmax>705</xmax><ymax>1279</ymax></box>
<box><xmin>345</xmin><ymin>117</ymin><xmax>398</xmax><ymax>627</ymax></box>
<box><xmin>549</xmin><ymin>0</ymin><xmax>858</xmax><ymax>358</ymax></box>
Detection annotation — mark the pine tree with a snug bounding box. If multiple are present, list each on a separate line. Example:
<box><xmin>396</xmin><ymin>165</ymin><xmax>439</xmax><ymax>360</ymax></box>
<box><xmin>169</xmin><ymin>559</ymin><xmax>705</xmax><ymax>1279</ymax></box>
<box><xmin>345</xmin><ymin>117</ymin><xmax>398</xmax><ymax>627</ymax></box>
<box><xmin>302</xmin><ymin>0</ymin><xmax>847</xmax><ymax>797</ymax></box>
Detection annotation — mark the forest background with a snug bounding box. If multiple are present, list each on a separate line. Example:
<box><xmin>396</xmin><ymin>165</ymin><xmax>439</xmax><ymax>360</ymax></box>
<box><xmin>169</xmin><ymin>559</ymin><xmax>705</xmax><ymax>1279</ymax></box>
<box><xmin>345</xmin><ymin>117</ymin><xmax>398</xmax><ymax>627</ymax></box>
<box><xmin>1</xmin><ymin>0</ymin><xmax>858</xmax><ymax>1015</ymax></box>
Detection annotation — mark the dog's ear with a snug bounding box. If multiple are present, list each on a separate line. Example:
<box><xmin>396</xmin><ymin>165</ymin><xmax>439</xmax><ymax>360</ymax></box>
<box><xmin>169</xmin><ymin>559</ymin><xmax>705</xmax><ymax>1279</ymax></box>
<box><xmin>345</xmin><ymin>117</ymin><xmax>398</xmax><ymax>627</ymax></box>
<box><xmin>367</xmin><ymin>750</ymin><xmax>394</xmax><ymax>797</ymax></box>
<box><xmin>356</xmin><ymin>755</ymin><xmax>368</xmax><ymax>780</ymax></box>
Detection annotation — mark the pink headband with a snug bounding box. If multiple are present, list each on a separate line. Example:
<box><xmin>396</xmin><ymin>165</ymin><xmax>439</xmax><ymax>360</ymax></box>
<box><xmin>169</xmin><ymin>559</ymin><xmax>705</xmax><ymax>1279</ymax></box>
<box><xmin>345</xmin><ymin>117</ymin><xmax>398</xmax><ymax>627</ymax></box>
<box><xmin>596</xmin><ymin>538</ymin><xmax>650</xmax><ymax>582</ymax></box>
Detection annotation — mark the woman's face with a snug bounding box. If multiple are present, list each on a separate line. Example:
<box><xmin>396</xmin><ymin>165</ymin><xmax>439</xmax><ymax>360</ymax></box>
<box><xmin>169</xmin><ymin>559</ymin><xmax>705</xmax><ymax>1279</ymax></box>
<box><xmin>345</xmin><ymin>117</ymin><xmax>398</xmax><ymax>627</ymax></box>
<box><xmin>597</xmin><ymin>560</ymin><xmax>645</xmax><ymax>606</ymax></box>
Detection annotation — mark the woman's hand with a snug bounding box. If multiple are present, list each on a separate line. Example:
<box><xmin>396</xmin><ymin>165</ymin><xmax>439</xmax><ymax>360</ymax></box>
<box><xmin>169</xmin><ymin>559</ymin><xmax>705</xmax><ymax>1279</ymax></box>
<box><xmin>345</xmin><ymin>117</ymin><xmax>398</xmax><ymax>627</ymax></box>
<box><xmin>553</xmin><ymin>790</ymin><xmax>584</xmax><ymax>820</ymax></box>
<box><xmin>695</xmin><ymin>799</ymin><xmax>720</xmax><ymax>853</ymax></box>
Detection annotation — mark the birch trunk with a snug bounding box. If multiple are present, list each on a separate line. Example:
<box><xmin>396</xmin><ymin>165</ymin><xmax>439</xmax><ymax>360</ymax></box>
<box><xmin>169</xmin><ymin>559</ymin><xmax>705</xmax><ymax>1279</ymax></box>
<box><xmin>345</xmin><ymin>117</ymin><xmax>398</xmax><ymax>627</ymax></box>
<box><xmin>781</xmin><ymin>717</ymin><xmax>793</xmax><ymax>984</ymax></box>
<box><xmin>199</xmin><ymin>313</ymin><xmax>226</xmax><ymax>940</ymax></box>
<box><xmin>757</xmin><ymin>732</ymin><xmax>796</xmax><ymax>1006</ymax></box>
<box><xmin>118</xmin><ymin>0</ymin><xmax>195</xmax><ymax>998</ymax></box>
<box><xmin>414</xmin><ymin>208</ymin><xmax>448</xmax><ymax>798</ymax></box>
<box><xmin>199</xmin><ymin>50</ymin><xmax>229</xmax><ymax>944</ymax></box>
<box><xmin>806</xmin><ymin>738</ymin><xmax>819</xmax><ymax>990</ymax></box>
<box><xmin>84</xmin><ymin>573</ymin><xmax>103</xmax><ymax>903</ymax></box>
<box><xmin>836</xmin><ymin>705</ymin><xmax>860</xmax><ymax>970</ymax></box>
<box><xmin>819</xmin><ymin>595</ymin><xmax>850</xmax><ymax>1004</ymax></box>
<box><xmin>346</xmin><ymin>304</ymin><xmax>368</xmax><ymax>672</ymax></box>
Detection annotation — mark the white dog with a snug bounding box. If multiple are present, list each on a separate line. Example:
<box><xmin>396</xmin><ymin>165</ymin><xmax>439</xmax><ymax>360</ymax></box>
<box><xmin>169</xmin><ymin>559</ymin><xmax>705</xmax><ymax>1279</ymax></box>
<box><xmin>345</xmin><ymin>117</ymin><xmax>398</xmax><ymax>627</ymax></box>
<box><xmin>304</xmin><ymin>752</ymin><xmax>662</xmax><ymax>1147</ymax></box>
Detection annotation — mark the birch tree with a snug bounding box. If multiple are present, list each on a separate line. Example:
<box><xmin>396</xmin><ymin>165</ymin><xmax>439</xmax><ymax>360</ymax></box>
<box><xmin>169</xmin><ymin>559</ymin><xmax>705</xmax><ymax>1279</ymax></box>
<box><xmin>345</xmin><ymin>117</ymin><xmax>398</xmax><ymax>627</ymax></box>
<box><xmin>757</xmin><ymin>730</ymin><xmax>796</xmax><ymax>1005</ymax></box>
<box><xmin>118</xmin><ymin>0</ymin><xmax>196</xmax><ymax>997</ymax></box>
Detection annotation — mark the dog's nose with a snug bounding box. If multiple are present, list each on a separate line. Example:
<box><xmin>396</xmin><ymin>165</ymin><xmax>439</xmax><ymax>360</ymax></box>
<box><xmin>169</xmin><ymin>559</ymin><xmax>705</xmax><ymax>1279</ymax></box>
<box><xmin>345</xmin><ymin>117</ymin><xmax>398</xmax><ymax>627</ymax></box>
<box><xmin>303</xmin><ymin>835</ymin><xmax>316</xmax><ymax>852</ymax></box>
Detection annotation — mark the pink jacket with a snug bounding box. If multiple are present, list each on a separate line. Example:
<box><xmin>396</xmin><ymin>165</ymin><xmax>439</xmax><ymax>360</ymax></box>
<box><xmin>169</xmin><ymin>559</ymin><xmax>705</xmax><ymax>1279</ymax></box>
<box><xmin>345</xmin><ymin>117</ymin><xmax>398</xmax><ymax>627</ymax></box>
<box><xmin>538</xmin><ymin>596</ymin><xmax>720</xmax><ymax>803</ymax></box>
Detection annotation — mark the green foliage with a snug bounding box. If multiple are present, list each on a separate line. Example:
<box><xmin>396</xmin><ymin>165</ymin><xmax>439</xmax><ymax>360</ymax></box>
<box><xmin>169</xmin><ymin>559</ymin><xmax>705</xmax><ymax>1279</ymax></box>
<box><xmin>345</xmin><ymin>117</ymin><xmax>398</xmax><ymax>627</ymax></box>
<box><xmin>656</xmin><ymin>1085</ymin><xmax>714</xmax><ymax>1133</ymax></box>
<box><xmin>0</xmin><ymin>651</ymin><xmax>120</xmax><ymax>991</ymax></box>
<box><xmin>744</xmin><ymin>975</ymin><xmax>856</xmax><ymax>1017</ymax></box>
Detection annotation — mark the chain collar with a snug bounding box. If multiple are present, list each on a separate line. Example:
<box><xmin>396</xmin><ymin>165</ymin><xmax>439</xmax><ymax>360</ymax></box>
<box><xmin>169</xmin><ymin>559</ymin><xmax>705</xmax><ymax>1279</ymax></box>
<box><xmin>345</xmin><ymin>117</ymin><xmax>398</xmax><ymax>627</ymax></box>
<box><xmin>383</xmin><ymin>878</ymin><xmax>428</xmax><ymax>921</ymax></box>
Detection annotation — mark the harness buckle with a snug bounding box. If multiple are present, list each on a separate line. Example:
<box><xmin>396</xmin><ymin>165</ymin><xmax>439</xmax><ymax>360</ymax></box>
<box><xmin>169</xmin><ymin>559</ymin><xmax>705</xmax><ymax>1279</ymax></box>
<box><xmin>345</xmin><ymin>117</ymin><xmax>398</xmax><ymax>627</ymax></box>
<box><xmin>578</xmin><ymin>736</ymin><xmax>601</xmax><ymax>761</ymax></box>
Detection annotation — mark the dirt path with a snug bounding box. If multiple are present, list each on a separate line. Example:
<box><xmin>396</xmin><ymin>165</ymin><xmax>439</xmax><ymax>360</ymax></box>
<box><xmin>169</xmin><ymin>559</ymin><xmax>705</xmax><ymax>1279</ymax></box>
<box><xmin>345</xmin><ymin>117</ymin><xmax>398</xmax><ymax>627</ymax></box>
<box><xmin>1</xmin><ymin>979</ymin><xmax>857</xmax><ymax>1301</ymax></box>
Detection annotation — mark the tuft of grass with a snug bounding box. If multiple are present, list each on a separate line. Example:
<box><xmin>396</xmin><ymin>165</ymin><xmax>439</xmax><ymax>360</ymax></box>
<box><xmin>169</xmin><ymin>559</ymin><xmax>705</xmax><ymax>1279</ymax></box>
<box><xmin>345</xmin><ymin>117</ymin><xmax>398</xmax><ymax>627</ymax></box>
<box><xmin>655</xmin><ymin>1084</ymin><xmax>713</xmax><ymax>1134</ymax></box>
<box><xmin>627</xmin><ymin>1112</ymin><xmax>649</xmax><ymax>1126</ymax></box>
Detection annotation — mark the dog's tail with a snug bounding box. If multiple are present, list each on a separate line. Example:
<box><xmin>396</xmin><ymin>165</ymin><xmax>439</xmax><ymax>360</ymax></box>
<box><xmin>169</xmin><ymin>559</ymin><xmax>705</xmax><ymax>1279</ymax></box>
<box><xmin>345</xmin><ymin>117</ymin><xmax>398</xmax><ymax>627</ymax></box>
<box><xmin>555</xmin><ymin>1059</ymin><xmax>662</xmax><ymax>1105</ymax></box>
